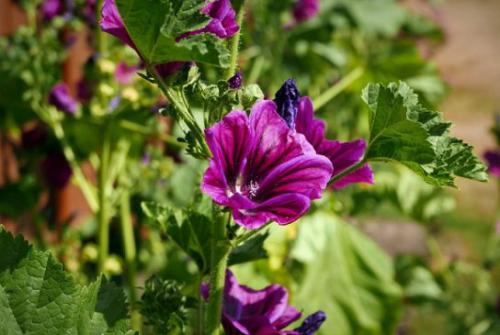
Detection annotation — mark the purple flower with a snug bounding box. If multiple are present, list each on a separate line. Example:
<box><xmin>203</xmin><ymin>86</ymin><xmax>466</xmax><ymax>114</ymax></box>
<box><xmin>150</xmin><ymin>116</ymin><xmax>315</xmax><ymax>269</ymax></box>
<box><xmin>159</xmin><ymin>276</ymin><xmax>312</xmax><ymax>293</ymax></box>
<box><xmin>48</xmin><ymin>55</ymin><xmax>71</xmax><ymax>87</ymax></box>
<box><xmin>101</xmin><ymin>0</ymin><xmax>239</xmax><ymax>77</ymax></box>
<box><xmin>114</xmin><ymin>62</ymin><xmax>140</xmax><ymax>85</ymax></box>
<box><xmin>21</xmin><ymin>125</ymin><xmax>48</xmax><ymax>150</ymax></box>
<box><xmin>48</xmin><ymin>83</ymin><xmax>78</xmax><ymax>115</ymax></box>
<box><xmin>77</xmin><ymin>79</ymin><xmax>93</xmax><ymax>103</ymax></box>
<box><xmin>181</xmin><ymin>0</ymin><xmax>240</xmax><ymax>39</ymax></box>
<box><xmin>201</xmin><ymin>100</ymin><xmax>333</xmax><ymax>229</ymax></box>
<box><xmin>222</xmin><ymin>270</ymin><xmax>302</xmax><ymax>335</ymax></box>
<box><xmin>274</xmin><ymin>80</ymin><xmax>373</xmax><ymax>189</ymax></box>
<box><xmin>40</xmin><ymin>0</ymin><xmax>65</xmax><ymax>21</ymax></box>
<box><xmin>81</xmin><ymin>0</ymin><xmax>97</xmax><ymax>26</ymax></box>
<box><xmin>228</xmin><ymin>72</ymin><xmax>243</xmax><ymax>90</ymax></box>
<box><xmin>484</xmin><ymin>150</ymin><xmax>500</xmax><ymax>177</ymax></box>
<box><xmin>41</xmin><ymin>152</ymin><xmax>73</xmax><ymax>189</ymax></box>
<box><xmin>293</xmin><ymin>0</ymin><xmax>319</xmax><ymax>23</ymax></box>
<box><xmin>294</xmin><ymin>311</ymin><xmax>326</xmax><ymax>335</ymax></box>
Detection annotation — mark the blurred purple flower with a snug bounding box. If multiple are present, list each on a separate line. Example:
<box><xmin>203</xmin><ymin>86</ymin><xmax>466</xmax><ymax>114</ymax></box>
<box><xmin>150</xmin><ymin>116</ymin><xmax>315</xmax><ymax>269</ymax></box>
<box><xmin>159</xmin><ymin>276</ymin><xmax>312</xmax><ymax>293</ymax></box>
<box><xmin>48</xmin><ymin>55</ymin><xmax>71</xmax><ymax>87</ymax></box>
<box><xmin>41</xmin><ymin>152</ymin><xmax>73</xmax><ymax>189</ymax></box>
<box><xmin>294</xmin><ymin>311</ymin><xmax>326</xmax><ymax>335</ymax></box>
<box><xmin>100</xmin><ymin>0</ymin><xmax>239</xmax><ymax>78</ymax></box>
<box><xmin>81</xmin><ymin>0</ymin><xmax>97</xmax><ymax>26</ymax></box>
<box><xmin>115</xmin><ymin>62</ymin><xmax>140</xmax><ymax>85</ymax></box>
<box><xmin>222</xmin><ymin>270</ymin><xmax>302</xmax><ymax>335</ymax></box>
<box><xmin>21</xmin><ymin>125</ymin><xmax>48</xmax><ymax>150</ymax></box>
<box><xmin>77</xmin><ymin>79</ymin><xmax>93</xmax><ymax>103</ymax></box>
<box><xmin>293</xmin><ymin>0</ymin><xmax>319</xmax><ymax>23</ymax></box>
<box><xmin>41</xmin><ymin>0</ymin><xmax>65</xmax><ymax>21</ymax></box>
<box><xmin>48</xmin><ymin>83</ymin><xmax>78</xmax><ymax>115</ymax></box>
<box><xmin>484</xmin><ymin>150</ymin><xmax>500</xmax><ymax>177</ymax></box>
<box><xmin>228</xmin><ymin>72</ymin><xmax>243</xmax><ymax>90</ymax></box>
<box><xmin>202</xmin><ymin>100</ymin><xmax>332</xmax><ymax>229</ymax></box>
<box><xmin>274</xmin><ymin>79</ymin><xmax>374</xmax><ymax>189</ymax></box>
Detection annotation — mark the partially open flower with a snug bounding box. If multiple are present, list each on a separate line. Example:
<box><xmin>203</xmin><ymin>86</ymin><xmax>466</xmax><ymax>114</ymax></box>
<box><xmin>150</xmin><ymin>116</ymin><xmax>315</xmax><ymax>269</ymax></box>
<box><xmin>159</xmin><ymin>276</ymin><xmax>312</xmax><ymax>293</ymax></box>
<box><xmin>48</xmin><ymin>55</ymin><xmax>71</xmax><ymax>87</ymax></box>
<box><xmin>48</xmin><ymin>83</ymin><xmax>78</xmax><ymax>115</ymax></box>
<box><xmin>202</xmin><ymin>100</ymin><xmax>333</xmax><ymax>229</ymax></box>
<box><xmin>274</xmin><ymin>79</ymin><xmax>374</xmax><ymax>189</ymax></box>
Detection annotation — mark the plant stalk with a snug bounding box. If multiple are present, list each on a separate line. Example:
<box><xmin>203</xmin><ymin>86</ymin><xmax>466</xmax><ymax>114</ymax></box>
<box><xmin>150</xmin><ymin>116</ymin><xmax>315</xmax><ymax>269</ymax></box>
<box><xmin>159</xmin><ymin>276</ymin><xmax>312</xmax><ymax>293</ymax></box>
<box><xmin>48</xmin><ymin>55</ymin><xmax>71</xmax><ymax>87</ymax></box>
<box><xmin>225</xmin><ymin>0</ymin><xmax>246</xmax><ymax>80</ymax></box>
<box><xmin>97</xmin><ymin>127</ymin><xmax>111</xmax><ymax>273</ymax></box>
<box><xmin>313</xmin><ymin>67</ymin><xmax>364</xmax><ymax>110</ymax></box>
<box><xmin>204</xmin><ymin>214</ymin><xmax>231</xmax><ymax>335</ymax></box>
<box><xmin>119</xmin><ymin>190</ymin><xmax>140</xmax><ymax>330</ymax></box>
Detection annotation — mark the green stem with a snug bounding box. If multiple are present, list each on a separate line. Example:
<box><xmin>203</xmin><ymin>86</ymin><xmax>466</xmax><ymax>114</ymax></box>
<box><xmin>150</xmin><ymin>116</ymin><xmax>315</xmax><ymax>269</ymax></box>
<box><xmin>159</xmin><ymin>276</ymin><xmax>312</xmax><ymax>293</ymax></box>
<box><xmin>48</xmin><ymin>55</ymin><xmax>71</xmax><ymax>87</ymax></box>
<box><xmin>95</xmin><ymin>0</ymin><xmax>106</xmax><ymax>55</ymax></box>
<box><xmin>49</xmin><ymin>113</ymin><xmax>99</xmax><ymax>212</ymax></box>
<box><xmin>97</xmin><ymin>127</ymin><xmax>111</xmax><ymax>273</ymax></box>
<box><xmin>205</xmin><ymin>214</ymin><xmax>231</xmax><ymax>335</ymax></box>
<box><xmin>313</xmin><ymin>67</ymin><xmax>364</xmax><ymax>110</ymax></box>
<box><xmin>119</xmin><ymin>190</ymin><xmax>140</xmax><ymax>330</ymax></box>
<box><xmin>224</xmin><ymin>1</ymin><xmax>246</xmax><ymax>80</ymax></box>
<box><xmin>148</xmin><ymin>65</ymin><xmax>210</xmax><ymax>157</ymax></box>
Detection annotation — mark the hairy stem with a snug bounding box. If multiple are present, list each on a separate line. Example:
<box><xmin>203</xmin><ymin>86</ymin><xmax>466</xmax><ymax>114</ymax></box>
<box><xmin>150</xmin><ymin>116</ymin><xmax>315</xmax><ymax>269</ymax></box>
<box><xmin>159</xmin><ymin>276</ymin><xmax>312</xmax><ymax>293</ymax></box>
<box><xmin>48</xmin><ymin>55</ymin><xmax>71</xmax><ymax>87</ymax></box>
<box><xmin>205</xmin><ymin>214</ymin><xmax>231</xmax><ymax>335</ymax></box>
<box><xmin>119</xmin><ymin>190</ymin><xmax>140</xmax><ymax>330</ymax></box>
<box><xmin>225</xmin><ymin>0</ymin><xmax>246</xmax><ymax>80</ymax></box>
<box><xmin>97</xmin><ymin>127</ymin><xmax>111</xmax><ymax>273</ymax></box>
<box><xmin>313</xmin><ymin>67</ymin><xmax>364</xmax><ymax>110</ymax></box>
<box><xmin>148</xmin><ymin>65</ymin><xmax>210</xmax><ymax>158</ymax></box>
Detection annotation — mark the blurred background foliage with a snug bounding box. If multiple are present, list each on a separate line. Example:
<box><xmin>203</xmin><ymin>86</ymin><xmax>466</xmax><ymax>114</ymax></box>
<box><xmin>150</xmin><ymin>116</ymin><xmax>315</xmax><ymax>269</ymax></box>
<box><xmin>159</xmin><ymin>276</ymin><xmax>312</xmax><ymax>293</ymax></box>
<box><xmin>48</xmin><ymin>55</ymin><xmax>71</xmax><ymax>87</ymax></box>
<box><xmin>0</xmin><ymin>0</ymin><xmax>499</xmax><ymax>334</ymax></box>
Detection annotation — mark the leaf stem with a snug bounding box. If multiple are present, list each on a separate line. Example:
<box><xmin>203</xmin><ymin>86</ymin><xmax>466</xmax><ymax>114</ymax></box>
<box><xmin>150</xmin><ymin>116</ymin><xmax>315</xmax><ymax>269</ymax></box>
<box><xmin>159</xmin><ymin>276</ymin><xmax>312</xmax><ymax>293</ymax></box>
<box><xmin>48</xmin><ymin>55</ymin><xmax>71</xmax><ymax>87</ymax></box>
<box><xmin>119</xmin><ymin>190</ymin><xmax>140</xmax><ymax>331</ymax></box>
<box><xmin>313</xmin><ymin>67</ymin><xmax>364</xmax><ymax>110</ymax></box>
<box><xmin>328</xmin><ymin>159</ymin><xmax>366</xmax><ymax>187</ymax></box>
<box><xmin>97</xmin><ymin>126</ymin><xmax>111</xmax><ymax>273</ymax></box>
<box><xmin>224</xmin><ymin>0</ymin><xmax>246</xmax><ymax>80</ymax></box>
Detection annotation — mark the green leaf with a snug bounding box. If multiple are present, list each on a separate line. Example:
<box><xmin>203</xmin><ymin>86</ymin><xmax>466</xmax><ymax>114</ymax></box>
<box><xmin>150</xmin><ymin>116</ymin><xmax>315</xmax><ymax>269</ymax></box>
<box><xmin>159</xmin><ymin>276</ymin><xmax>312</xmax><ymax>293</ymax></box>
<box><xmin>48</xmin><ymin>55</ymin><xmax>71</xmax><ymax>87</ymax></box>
<box><xmin>363</xmin><ymin>82</ymin><xmax>488</xmax><ymax>186</ymax></box>
<box><xmin>229</xmin><ymin>232</ymin><xmax>269</xmax><ymax>266</ymax></box>
<box><xmin>141</xmin><ymin>202</ymin><xmax>230</xmax><ymax>274</ymax></box>
<box><xmin>0</xmin><ymin>227</ymin><xmax>133</xmax><ymax>335</ymax></box>
<box><xmin>115</xmin><ymin>0</ymin><xmax>230</xmax><ymax>67</ymax></box>
<box><xmin>291</xmin><ymin>213</ymin><xmax>402</xmax><ymax>335</ymax></box>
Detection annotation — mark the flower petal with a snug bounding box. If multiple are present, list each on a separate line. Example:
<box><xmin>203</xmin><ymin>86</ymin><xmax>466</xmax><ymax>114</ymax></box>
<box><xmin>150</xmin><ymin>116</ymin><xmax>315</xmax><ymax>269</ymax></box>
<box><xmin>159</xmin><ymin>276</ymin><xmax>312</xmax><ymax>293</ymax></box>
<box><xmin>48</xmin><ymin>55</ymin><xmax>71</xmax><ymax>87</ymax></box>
<box><xmin>332</xmin><ymin>164</ymin><xmax>374</xmax><ymax>189</ymax></box>
<box><xmin>295</xmin><ymin>97</ymin><xmax>325</xmax><ymax>148</ymax></box>
<box><xmin>100</xmin><ymin>0</ymin><xmax>136</xmax><ymax>49</ymax></box>
<box><xmin>273</xmin><ymin>305</ymin><xmax>302</xmax><ymax>329</ymax></box>
<box><xmin>246</xmin><ymin>101</ymin><xmax>315</xmax><ymax>182</ymax></box>
<box><xmin>257</xmin><ymin>155</ymin><xmax>333</xmax><ymax>200</ymax></box>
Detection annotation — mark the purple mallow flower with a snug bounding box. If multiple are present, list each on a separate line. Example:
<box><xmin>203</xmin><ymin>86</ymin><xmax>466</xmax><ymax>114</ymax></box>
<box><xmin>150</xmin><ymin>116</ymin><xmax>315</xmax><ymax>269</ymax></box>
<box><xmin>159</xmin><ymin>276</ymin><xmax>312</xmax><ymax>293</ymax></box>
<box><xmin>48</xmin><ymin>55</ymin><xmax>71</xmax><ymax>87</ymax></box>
<box><xmin>201</xmin><ymin>100</ymin><xmax>333</xmax><ymax>229</ymax></box>
<box><xmin>293</xmin><ymin>0</ymin><xmax>319</xmax><ymax>23</ymax></box>
<box><xmin>275</xmin><ymin>79</ymin><xmax>374</xmax><ymax>189</ymax></box>
<box><xmin>484</xmin><ymin>150</ymin><xmax>500</xmax><ymax>177</ymax></box>
<box><xmin>101</xmin><ymin>0</ymin><xmax>239</xmax><ymax>77</ymax></box>
<box><xmin>48</xmin><ymin>83</ymin><xmax>78</xmax><ymax>115</ymax></box>
<box><xmin>221</xmin><ymin>270</ymin><xmax>302</xmax><ymax>335</ymax></box>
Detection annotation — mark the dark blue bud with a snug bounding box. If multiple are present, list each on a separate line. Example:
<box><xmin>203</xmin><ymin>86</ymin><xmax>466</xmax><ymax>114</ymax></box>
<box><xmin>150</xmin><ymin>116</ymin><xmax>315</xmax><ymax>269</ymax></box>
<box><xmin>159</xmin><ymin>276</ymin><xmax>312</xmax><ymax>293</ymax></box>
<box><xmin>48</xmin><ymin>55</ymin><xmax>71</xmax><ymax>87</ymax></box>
<box><xmin>274</xmin><ymin>78</ymin><xmax>300</xmax><ymax>130</ymax></box>
<box><xmin>295</xmin><ymin>311</ymin><xmax>327</xmax><ymax>335</ymax></box>
<box><xmin>228</xmin><ymin>72</ymin><xmax>243</xmax><ymax>89</ymax></box>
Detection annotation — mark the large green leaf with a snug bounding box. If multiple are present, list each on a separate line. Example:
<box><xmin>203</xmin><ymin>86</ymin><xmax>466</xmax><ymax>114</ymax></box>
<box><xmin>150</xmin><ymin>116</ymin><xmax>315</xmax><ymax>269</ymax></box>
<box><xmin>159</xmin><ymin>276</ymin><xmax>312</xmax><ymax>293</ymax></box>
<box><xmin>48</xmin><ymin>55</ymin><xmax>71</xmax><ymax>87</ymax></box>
<box><xmin>291</xmin><ymin>213</ymin><xmax>402</xmax><ymax>335</ymax></box>
<box><xmin>363</xmin><ymin>82</ymin><xmax>488</xmax><ymax>186</ymax></box>
<box><xmin>115</xmin><ymin>0</ymin><xmax>230</xmax><ymax>67</ymax></box>
<box><xmin>0</xmin><ymin>227</ymin><xmax>133</xmax><ymax>335</ymax></box>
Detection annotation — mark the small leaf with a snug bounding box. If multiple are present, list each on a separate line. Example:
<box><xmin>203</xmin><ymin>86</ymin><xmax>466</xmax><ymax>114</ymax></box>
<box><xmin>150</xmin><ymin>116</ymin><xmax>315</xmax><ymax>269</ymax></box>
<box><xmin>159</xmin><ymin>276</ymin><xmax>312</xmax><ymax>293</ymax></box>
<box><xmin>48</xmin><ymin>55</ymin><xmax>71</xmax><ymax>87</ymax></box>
<box><xmin>229</xmin><ymin>232</ymin><xmax>269</xmax><ymax>266</ymax></box>
<box><xmin>363</xmin><ymin>82</ymin><xmax>488</xmax><ymax>186</ymax></box>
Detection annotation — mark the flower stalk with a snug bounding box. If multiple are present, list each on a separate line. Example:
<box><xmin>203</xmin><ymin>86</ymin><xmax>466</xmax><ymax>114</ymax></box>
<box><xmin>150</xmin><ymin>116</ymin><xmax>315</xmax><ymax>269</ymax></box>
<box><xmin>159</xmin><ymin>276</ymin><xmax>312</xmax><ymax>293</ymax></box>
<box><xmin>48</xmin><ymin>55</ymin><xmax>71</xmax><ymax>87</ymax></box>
<box><xmin>225</xmin><ymin>0</ymin><xmax>246</xmax><ymax>80</ymax></box>
<box><xmin>313</xmin><ymin>67</ymin><xmax>364</xmax><ymax>110</ymax></box>
<box><xmin>97</xmin><ymin>126</ymin><xmax>111</xmax><ymax>273</ymax></box>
